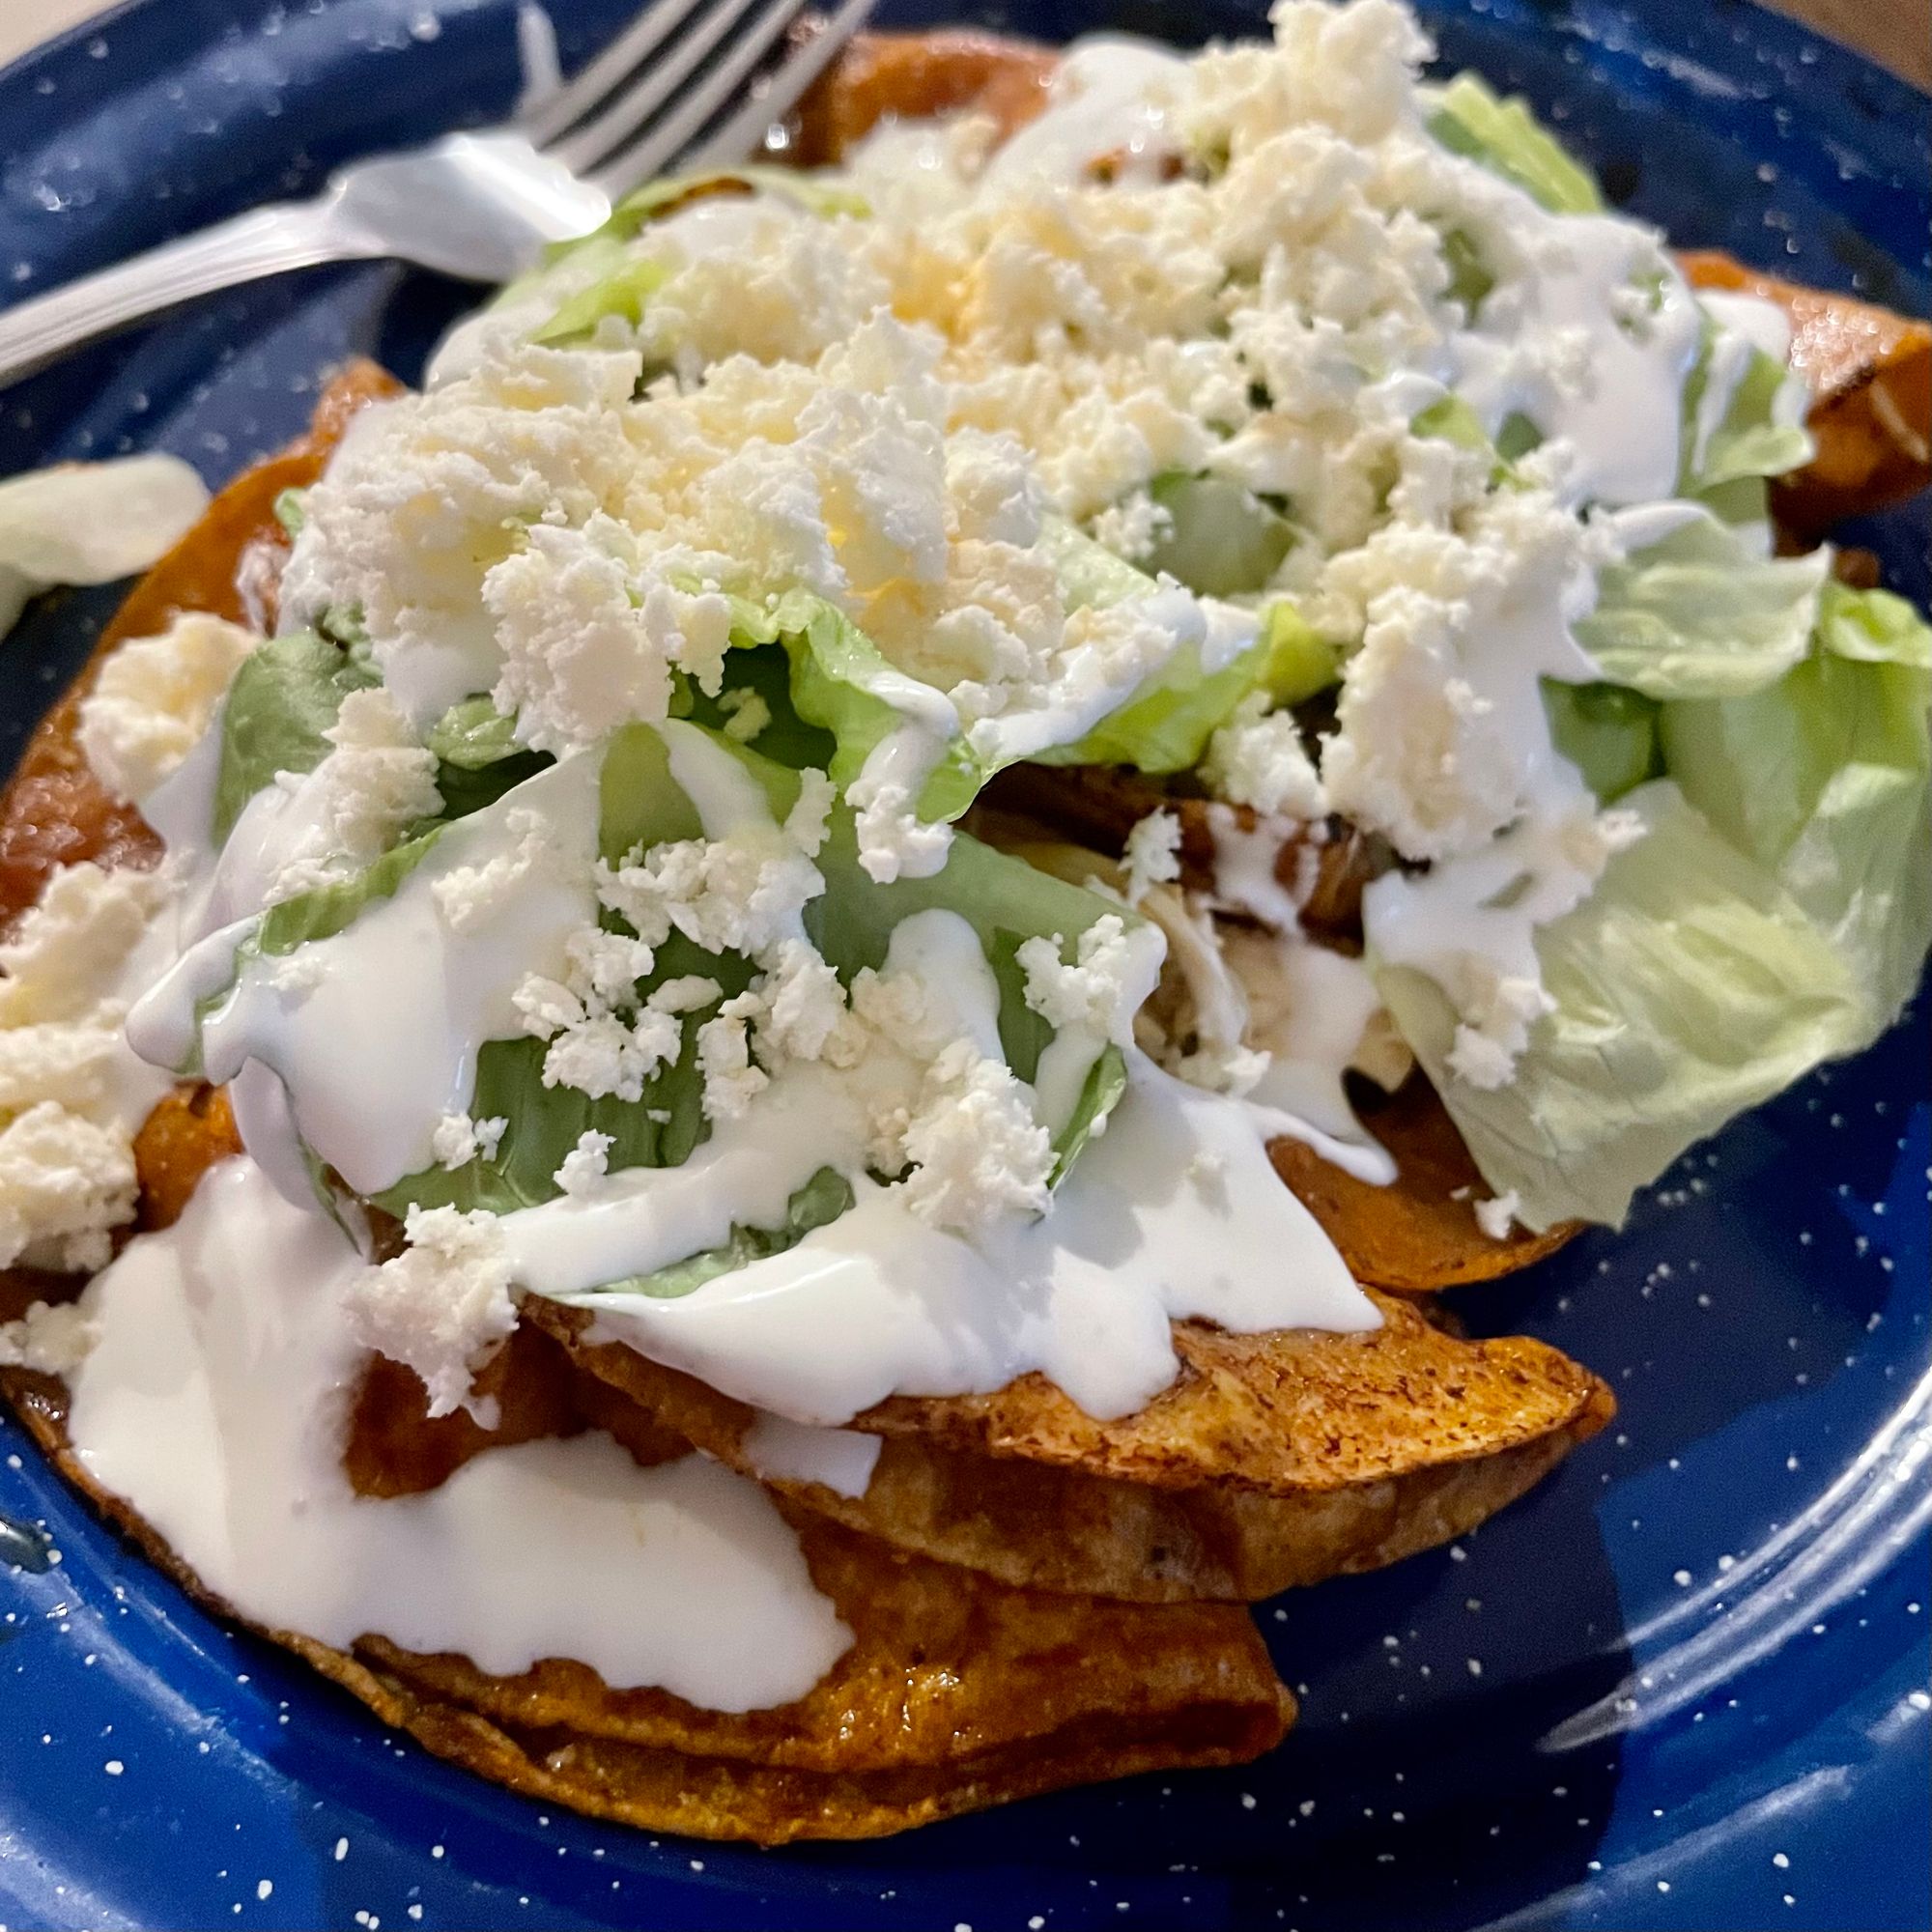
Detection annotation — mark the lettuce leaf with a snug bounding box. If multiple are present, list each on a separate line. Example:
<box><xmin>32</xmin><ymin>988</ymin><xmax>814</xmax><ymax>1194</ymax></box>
<box><xmin>1140</xmin><ymin>472</ymin><xmax>1294</xmax><ymax>597</ymax></box>
<box><xmin>1543</xmin><ymin>679</ymin><xmax>1662</xmax><ymax>803</ymax></box>
<box><xmin>683</xmin><ymin>727</ymin><xmax>1149</xmax><ymax>1177</ymax></box>
<box><xmin>370</xmin><ymin>927</ymin><xmax>751</xmax><ymax>1219</ymax></box>
<box><xmin>586</xmin><ymin>1167</ymin><xmax>855</xmax><ymax>1300</ymax></box>
<box><xmin>1576</xmin><ymin>502</ymin><xmax>1830</xmax><ymax>699</ymax></box>
<box><xmin>698</xmin><ymin>522</ymin><xmax>1240</xmax><ymax>816</ymax></box>
<box><xmin>1425</xmin><ymin>73</ymin><xmax>1604</xmax><ymax>217</ymax></box>
<box><xmin>423</xmin><ymin>695</ymin><xmax>553</xmax><ymax>818</ymax></box>
<box><xmin>1377</xmin><ymin>781</ymin><xmax>1869</xmax><ymax>1231</ymax></box>
<box><xmin>570</xmin><ymin>166</ymin><xmax>869</xmax><ymax>255</ymax></box>
<box><xmin>530</xmin><ymin>257</ymin><xmax>670</xmax><ymax>347</ymax></box>
<box><xmin>373</xmin><ymin>724</ymin><xmax>1145</xmax><ymax>1226</ymax></box>
<box><xmin>1661</xmin><ymin>587</ymin><xmax>1932</xmax><ymax>1029</ymax></box>
<box><xmin>1037</xmin><ymin>601</ymin><xmax>1337</xmax><ymax>776</ymax></box>
<box><xmin>1680</xmin><ymin>314</ymin><xmax>1814</xmax><ymax>495</ymax></box>
<box><xmin>213</xmin><ymin>630</ymin><xmax>380</xmax><ymax>841</ymax></box>
<box><xmin>1815</xmin><ymin>580</ymin><xmax>1932</xmax><ymax>668</ymax></box>
<box><xmin>1392</xmin><ymin>587</ymin><xmax>1932</xmax><ymax>1232</ymax></box>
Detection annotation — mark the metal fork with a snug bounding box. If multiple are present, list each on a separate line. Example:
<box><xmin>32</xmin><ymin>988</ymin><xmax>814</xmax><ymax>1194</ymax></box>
<box><xmin>0</xmin><ymin>0</ymin><xmax>873</xmax><ymax>390</ymax></box>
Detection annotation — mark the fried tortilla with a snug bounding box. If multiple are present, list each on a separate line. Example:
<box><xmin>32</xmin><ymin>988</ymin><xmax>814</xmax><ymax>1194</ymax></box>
<box><xmin>524</xmin><ymin>1292</ymin><xmax>1612</xmax><ymax>1604</ymax></box>
<box><xmin>1681</xmin><ymin>249</ymin><xmax>1932</xmax><ymax>531</ymax></box>
<box><xmin>1268</xmin><ymin>1072</ymin><xmax>1580</xmax><ymax>1291</ymax></box>
<box><xmin>1</xmin><ymin>1342</ymin><xmax>1292</xmax><ymax>1845</ymax></box>
<box><xmin>791</xmin><ymin>27</ymin><xmax>1058</xmax><ymax>164</ymax></box>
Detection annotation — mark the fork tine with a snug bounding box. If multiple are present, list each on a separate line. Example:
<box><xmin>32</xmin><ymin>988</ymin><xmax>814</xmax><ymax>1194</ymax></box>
<box><xmin>678</xmin><ymin>0</ymin><xmax>877</xmax><ymax>176</ymax></box>
<box><xmin>545</xmin><ymin>0</ymin><xmax>771</xmax><ymax>178</ymax></box>
<box><xmin>519</xmin><ymin>0</ymin><xmax>712</xmax><ymax>148</ymax></box>
<box><xmin>583</xmin><ymin>0</ymin><xmax>846</xmax><ymax>200</ymax></box>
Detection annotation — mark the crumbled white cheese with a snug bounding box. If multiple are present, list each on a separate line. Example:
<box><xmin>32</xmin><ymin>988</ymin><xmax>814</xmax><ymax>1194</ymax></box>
<box><xmin>696</xmin><ymin>995</ymin><xmax>770</xmax><ymax>1122</ymax></box>
<box><xmin>881</xmin><ymin>1038</ymin><xmax>1054</xmax><ymax>1235</ymax></box>
<box><xmin>0</xmin><ymin>861</ymin><xmax>170</xmax><ymax>1028</ymax></box>
<box><xmin>543</xmin><ymin>1008</ymin><xmax>682</xmax><ymax>1102</ymax></box>
<box><xmin>646</xmin><ymin>975</ymin><xmax>722</xmax><ymax>1015</ymax></box>
<box><xmin>0</xmin><ymin>862</ymin><xmax>173</xmax><ymax>1272</ymax></box>
<box><xmin>1202</xmin><ymin>694</ymin><xmax>1326</xmax><ymax>819</ymax></box>
<box><xmin>554</xmin><ymin>1128</ymin><xmax>612</xmax><ymax>1197</ymax></box>
<box><xmin>264</xmin><ymin>688</ymin><xmax>443</xmax><ymax>903</ymax></box>
<box><xmin>753</xmin><ymin>939</ymin><xmax>851</xmax><ymax>1064</ymax></box>
<box><xmin>343</xmin><ymin>1203</ymin><xmax>519</xmax><ymax>1420</ymax></box>
<box><xmin>433</xmin><ymin>806</ymin><xmax>581</xmax><ymax>935</ymax></box>
<box><xmin>431</xmin><ymin>1111</ymin><xmax>507</xmax><ymax>1171</ymax></box>
<box><xmin>595</xmin><ymin>827</ymin><xmax>824</xmax><ymax>962</ymax></box>
<box><xmin>1122</xmin><ymin>809</ymin><xmax>1183</xmax><ymax>908</ymax></box>
<box><xmin>483</xmin><ymin>518</ymin><xmax>737</xmax><ymax>755</ymax></box>
<box><xmin>0</xmin><ymin>1101</ymin><xmax>138</xmax><ymax>1275</ymax></box>
<box><xmin>717</xmin><ymin>687</ymin><xmax>772</xmax><ymax>743</ymax></box>
<box><xmin>1089</xmin><ymin>490</ymin><xmax>1172</xmax><ymax>563</ymax></box>
<box><xmin>0</xmin><ymin>1016</ymin><xmax>123</xmax><ymax>1115</ymax></box>
<box><xmin>76</xmin><ymin>611</ymin><xmax>258</xmax><ymax>805</ymax></box>
<box><xmin>1016</xmin><ymin>914</ymin><xmax>1161</xmax><ymax>1046</ymax></box>
<box><xmin>1473</xmin><ymin>1189</ymin><xmax>1520</xmax><ymax>1241</ymax></box>
<box><xmin>0</xmin><ymin>1296</ymin><xmax>99</xmax><ymax>1376</ymax></box>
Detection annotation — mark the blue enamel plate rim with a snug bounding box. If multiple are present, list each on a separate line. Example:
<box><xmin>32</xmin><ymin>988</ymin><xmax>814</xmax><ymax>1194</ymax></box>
<box><xmin>0</xmin><ymin>3</ymin><xmax>1926</xmax><ymax>1929</ymax></box>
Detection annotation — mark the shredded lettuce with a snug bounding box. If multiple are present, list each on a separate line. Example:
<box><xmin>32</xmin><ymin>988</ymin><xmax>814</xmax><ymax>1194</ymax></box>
<box><xmin>530</xmin><ymin>257</ymin><xmax>670</xmax><ymax>347</ymax></box>
<box><xmin>575</xmin><ymin>166</ymin><xmax>869</xmax><ymax>253</ymax></box>
<box><xmin>588</xmin><ymin>1167</ymin><xmax>858</xmax><ymax>1300</ymax></box>
<box><xmin>1037</xmin><ymin>600</ymin><xmax>1337</xmax><ymax>775</ymax></box>
<box><xmin>1662</xmin><ymin>587</ymin><xmax>1932</xmax><ymax>1029</ymax></box>
<box><xmin>1378</xmin><ymin>781</ymin><xmax>1869</xmax><ymax>1231</ymax></box>
<box><xmin>1543</xmin><ymin>679</ymin><xmax>1662</xmax><ymax>804</ymax></box>
<box><xmin>1576</xmin><ymin>503</ymin><xmax>1831</xmax><ymax>699</ymax></box>
<box><xmin>257</xmin><ymin>828</ymin><xmax>444</xmax><ymax>958</ymax></box>
<box><xmin>527</xmin><ymin>169</ymin><xmax>871</xmax><ymax>345</ymax></box>
<box><xmin>1139</xmin><ymin>472</ymin><xmax>1294</xmax><ymax>597</ymax></box>
<box><xmin>1680</xmin><ymin>316</ymin><xmax>1814</xmax><ymax>495</ymax></box>
<box><xmin>423</xmin><ymin>696</ymin><xmax>553</xmax><ymax>819</ymax></box>
<box><xmin>1424</xmin><ymin>73</ymin><xmax>1604</xmax><ymax>217</ymax></box>
<box><xmin>713</xmin><ymin>586</ymin><xmax>979</xmax><ymax>819</ymax></box>
<box><xmin>687</xmin><ymin>519</ymin><xmax>1263</xmax><ymax>820</ymax></box>
<box><xmin>1814</xmin><ymin>580</ymin><xmax>1932</xmax><ymax>668</ymax></box>
<box><xmin>369</xmin><ymin>724</ymin><xmax>1144</xmax><ymax>1228</ymax></box>
<box><xmin>213</xmin><ymin>630</ymin><xmax>381</xmax><ymax>841</ymax></box>
<box><xmin>1399</xmin><ymin>586</ymin><xmax>1932</xmax><ymax>1230</ymax></box>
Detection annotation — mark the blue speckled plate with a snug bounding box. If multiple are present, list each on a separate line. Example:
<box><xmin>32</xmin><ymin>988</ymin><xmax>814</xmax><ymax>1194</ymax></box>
<box><xmin>1</xmin><ymin>3</ymin><xmax>1926</xmax><ymax>1927</ymax></box>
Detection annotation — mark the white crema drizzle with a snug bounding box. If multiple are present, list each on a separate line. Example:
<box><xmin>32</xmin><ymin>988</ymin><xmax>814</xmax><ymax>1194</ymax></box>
<box><xmin>68</xmin><ymin>1159</ymin><xmax>853</xmax><ymax>1706</ymax></box>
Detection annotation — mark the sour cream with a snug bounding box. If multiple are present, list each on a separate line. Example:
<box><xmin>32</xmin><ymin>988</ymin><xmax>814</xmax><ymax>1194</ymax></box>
<box><xmin>67</xmin><ymin>1157</ymin><xmax>853</xmax><ymax>1707</ymax></box>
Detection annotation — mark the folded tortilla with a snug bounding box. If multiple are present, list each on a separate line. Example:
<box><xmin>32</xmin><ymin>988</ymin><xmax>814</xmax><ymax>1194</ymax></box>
<box><xmin>1</xmin><ymin>1337</ymin><xmax>1293</xmax><ymax>1844</ymax></box>
<box><xmin>526</xmin><ymin>1293</ymin><xmax>1611</xmax><ymax>1604</ymax></box>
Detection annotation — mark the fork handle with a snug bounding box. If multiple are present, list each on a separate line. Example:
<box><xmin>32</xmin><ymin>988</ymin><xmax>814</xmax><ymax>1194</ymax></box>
<box><xmin>0</xmin><ymin>200</ymin><xmax>372</xmax><ymax>391</ymax></box>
